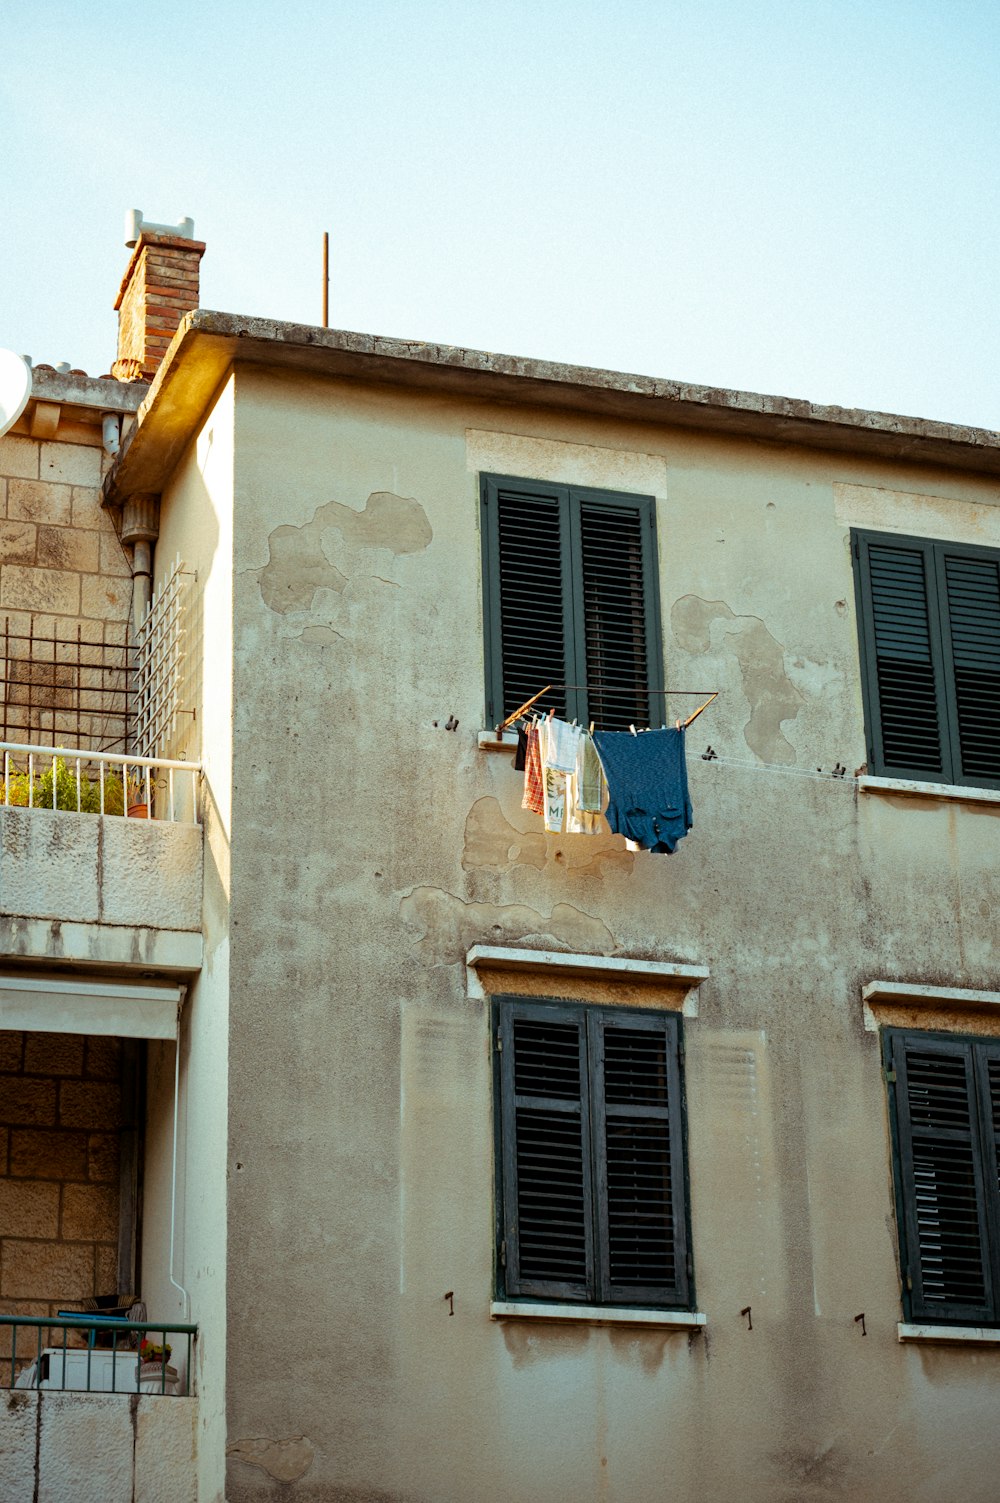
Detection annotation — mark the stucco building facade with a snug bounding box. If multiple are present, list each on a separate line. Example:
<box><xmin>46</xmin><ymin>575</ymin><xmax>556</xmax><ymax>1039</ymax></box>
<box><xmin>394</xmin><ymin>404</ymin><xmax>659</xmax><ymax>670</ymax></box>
<box><xmin>2</xmin><ymin>223</ymin><xmax>1000</xmax><ymax>1501</ymax></box>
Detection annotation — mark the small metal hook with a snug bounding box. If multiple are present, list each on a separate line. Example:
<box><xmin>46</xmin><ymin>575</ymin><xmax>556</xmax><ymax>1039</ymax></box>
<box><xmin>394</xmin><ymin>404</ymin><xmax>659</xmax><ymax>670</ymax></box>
<box><xmin>740</xmin><ymin>1305</ymin><xmax>753</xmax><ymax>1331</ymax></box>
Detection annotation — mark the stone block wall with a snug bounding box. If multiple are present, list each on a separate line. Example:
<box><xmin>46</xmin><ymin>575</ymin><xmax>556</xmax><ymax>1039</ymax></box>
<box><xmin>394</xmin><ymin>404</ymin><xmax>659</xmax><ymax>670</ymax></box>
<box><xmin>0</xmin><ymin>1030</ymin><xmax>124</xmax><ymax>1381</ymax></box>
<box><xmin>0</xmin><ymin>1390</ymin><xmax>198</xmax><ymax>1503</ymax></box>
<box><xmin>0</xmin><ymin>422</ymin><xmax>132</xmax><ymax>751</ymax></box>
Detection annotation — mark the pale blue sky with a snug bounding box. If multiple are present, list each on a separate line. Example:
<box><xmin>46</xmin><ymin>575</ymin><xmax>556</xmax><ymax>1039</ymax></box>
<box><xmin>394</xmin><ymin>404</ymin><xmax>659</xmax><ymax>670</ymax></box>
<box><xmin>2</xmin><ymin>0</ymin><xmax>997</xmax><ymax>426</ymax></box>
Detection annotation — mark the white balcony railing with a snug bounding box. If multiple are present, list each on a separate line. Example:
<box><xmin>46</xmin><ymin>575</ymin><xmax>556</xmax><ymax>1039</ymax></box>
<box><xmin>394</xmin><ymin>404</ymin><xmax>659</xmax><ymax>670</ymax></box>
<box><xmin>1</xmin><ymin>742</ymin><xmax>201</xmax><ymax>825</ymax></box>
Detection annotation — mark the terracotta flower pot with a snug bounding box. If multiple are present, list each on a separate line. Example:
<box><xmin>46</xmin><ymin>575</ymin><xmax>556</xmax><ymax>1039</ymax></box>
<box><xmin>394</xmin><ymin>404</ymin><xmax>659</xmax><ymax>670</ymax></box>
<box><xmin>127</xmin><ymin>803</ymin><xmax>149</xmax><ymax>819</ymax></box>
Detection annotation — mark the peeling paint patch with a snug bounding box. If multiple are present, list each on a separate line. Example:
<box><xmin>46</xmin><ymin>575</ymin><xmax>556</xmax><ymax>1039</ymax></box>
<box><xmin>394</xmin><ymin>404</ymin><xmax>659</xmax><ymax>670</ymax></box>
<box><xmin>671</xmin><ymin>595</ymin><xmax>805</xmax><ymax>763</ymax></box>
<box><xmin>399</xmin><ymin>886</ymin><xmax>617</xmax><ymax>964</ymax></box>
<box><xmin>227</xmin><ymin>1433</ymin><xmax>315</xmax><ymax>1483</ymax></box>
<box><xmin>326</xmin><ymin>490</ymin><xmax>433</xmax><ymax>555</ymax></box>
<box><xmin>258</xmin><ymin>491</ymin><xmax>432</xmax><ymax>616</ymax></box>
<box><xmin>463</xmin><ymin>797</ymin><xmax>633</xmax><ymax>876</ymax></box>
<box><xmin>298</xmin><ymin>624</ymin><xmax>346</xmax><ymax>644</ymax></box>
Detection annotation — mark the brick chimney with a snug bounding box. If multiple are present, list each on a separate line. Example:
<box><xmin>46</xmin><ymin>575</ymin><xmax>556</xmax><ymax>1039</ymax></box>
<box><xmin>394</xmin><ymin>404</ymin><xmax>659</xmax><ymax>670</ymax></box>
<box><xmin>112</xmin><ymin>211</ymin><xmax>205</xmax><ymax>382</ymax></box>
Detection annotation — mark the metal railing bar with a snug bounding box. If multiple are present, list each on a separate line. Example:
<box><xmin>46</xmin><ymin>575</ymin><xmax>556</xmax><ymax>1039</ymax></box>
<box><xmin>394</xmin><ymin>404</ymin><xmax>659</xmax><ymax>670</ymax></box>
<box><xmin>0</xmin><ymin>1315</ymin><xmax>198</xmax><ymax>1334</ymax></box>
<box><xmin>0</xmin><ymin>742</ymin><xmax>200</xmax><ymax>774</ymax></box>
<box><xmin>1</xmin><ymin>1316</ymin><xmax>198</xmax><ymax>1398</ymax></box>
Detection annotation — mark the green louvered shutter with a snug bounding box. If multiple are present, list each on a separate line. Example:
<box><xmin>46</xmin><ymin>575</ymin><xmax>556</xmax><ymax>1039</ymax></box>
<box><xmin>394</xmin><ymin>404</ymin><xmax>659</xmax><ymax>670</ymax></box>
<box><xmin>853</xmin><ymin>533</ymin><xmax>951</xmax><ymax>780</ymax></box>
<box><xmin>573</xmin><ymin>493</ymin><xmax>663</xmax><ymax>731</ymax></box>
<box><xmin>482</xmin><ymin>477</ymin><xmax>663</xmax><ymax>729</ymax></box>
<box><xmin>977</xmin><ymin>1046</ymin><xmax>1000</xmax><ymax>1305</ymax></box>
<box><xmin>500</xmin><ymin>1000</ymin><xmax>596</xmax><ymax>1301</ymax></box>
<box><xmin>888</xmin><ymin>1031</ymin><xmax>995</xmax><ymax>1324</ymax></box>
<box><xmin>854</xmin><ymin>530</ymin><xmax>1000</xmax><ymax>789</ymax></box>
<box><xmin>939</xmin><ymin>549</ymin><xmax>1000</xmax><ymax>788</ymax></box>
<box><xmin>591</xmin><ymin>1010</ymin><xmax>689</xmax><ymax>1307</ymax></box>
<box><xmin>496</xmin><ymin>999</ymin><xmax>693</xmax><ymax>1311</ymax></box>
<box><xmin>481</xmin><ymin>477</ymin><xmax>576</xmax><ymax>726</ymax></box>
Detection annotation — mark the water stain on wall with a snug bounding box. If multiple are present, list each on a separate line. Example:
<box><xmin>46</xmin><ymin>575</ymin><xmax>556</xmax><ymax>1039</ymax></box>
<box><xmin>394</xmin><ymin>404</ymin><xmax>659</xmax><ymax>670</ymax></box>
<box><xmin>500</xmin><ymin>1320</ymin><xmax>591</xmax><ymax>1368</ymax></box>
<box><xmin>258</xmin><ymin>491</ymin><xmax>433</xmax><ymax>615</ymax></box>
<box><xmin>463</xmin><ymin>797</ymin><xmax>633</xmax><ymax>877</ymax></box>
<box><xmin>671</xmin><ymin>595</ymin><xmax>804</xmax><ymax>763</ymax></box>
<box><xmin>606</xmin><ymin>1328</ymin><xmax>677</xmax><ymax>1376</ymax></box>
<box><xmin>399</xmin><ymin>886</ymin><xmax>616</xmax><ymax>964</ymax></box>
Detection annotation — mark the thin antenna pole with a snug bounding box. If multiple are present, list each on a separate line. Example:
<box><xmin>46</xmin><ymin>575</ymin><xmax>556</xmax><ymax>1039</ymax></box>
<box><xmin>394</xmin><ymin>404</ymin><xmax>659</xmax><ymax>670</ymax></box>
<box><xmin>322</xmin><ymin>232</ymin><xmax>329</xmax><ymax>327</ymax></box>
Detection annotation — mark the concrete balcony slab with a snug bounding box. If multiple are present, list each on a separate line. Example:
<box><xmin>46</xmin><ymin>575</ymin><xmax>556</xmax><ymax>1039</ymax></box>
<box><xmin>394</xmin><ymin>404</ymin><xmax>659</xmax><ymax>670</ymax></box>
<box><xmin>0</xmin><ymin>807</ymin><xmax>202</xmax><ymax>935</ymax></box>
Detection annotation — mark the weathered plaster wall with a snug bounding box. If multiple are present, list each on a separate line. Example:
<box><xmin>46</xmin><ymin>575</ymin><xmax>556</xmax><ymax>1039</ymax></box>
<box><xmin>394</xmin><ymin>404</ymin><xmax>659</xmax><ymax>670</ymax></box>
<box><xmin>141</xmin><ymin>383</ymin><xmax>234</xmax><ymax>1503</ymax></box>
<box><xmin>220</xmin><ymin>367</ymin><xmax>1000</xmax><ymax>1501</ymax></box>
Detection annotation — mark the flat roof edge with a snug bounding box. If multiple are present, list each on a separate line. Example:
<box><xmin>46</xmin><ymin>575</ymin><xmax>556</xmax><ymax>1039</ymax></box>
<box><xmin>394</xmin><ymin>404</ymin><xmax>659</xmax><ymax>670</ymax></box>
<box><xmin>104</xmin><ymin>309</ymin><xmax>1000</xmax><ymax>502</ymax></box>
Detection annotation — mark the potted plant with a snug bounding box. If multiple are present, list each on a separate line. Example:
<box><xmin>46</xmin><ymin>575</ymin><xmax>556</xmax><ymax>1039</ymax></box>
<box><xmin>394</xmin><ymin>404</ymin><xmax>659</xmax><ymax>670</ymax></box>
<box><xmin>3</xmin><ymin>756</ymin><xmax>125</xmax><ymax>814</ymax></box>
<box><xmin>127</xmin><ymin>772</ymin><xmax>150</xmax><ymax>819</ymax></box>
<box><xmin>138</xmin><ymin>1337</ymin><xmax>178</xmax><ymax>1390</ymax></box>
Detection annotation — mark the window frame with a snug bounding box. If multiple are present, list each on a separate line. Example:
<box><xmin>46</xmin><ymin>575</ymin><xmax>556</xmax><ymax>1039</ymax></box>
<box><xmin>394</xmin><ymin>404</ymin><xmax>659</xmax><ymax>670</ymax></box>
<box><xmin>883</xmin><ymin>1026</ymin><xmax>1000</xmax><ymax>1327</ymax></box>
<box><xmin>480</xmin><ymin>474</ymin><xmax>665</xmax><ymax>730</ymax></box>
<box><xmin>852</xmin><ymin>528</ymin><xmax>1000</xmax><ymax>791</ymax></box>
<box><xmin>492</xmin><ymin>995</ymin><xmax>694</xmax><ymax>1313</ymax></box>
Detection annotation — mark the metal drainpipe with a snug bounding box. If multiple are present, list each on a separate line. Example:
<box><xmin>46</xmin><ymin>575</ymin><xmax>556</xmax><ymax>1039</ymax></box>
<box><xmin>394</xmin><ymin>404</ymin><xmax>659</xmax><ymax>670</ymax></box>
<box><xmin>101</xmin><ymin>412</ymin><xmax>121</xmax><ymax>458</ymax></box>
<box><xmin>170</xmin><ymin>998</ymin><xmax>192</xmax><ymax>1322</ymax></box>
<box><xmin>120</xmin><ymin>494</ymin><xmax>161</xmax><ymax>637</ymax></box>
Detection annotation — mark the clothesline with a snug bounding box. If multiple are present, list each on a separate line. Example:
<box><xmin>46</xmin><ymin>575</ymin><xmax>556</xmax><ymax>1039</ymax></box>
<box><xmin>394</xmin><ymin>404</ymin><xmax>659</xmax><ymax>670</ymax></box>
<box><xmin>496</xmin><ymin>684</ymin><xmax>719</xmax><ymax>735</ymax></box>
<box><xmin>698</xmin><ymin>755</ymin><xmax>857</xmax><ymax>784</ymax></box>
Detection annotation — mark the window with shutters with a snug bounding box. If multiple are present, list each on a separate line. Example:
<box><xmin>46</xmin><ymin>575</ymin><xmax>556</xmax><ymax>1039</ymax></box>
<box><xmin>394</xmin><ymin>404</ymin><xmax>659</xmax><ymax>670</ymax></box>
<box><xmin>884</xmin><ymin>1028</ymin><xmax>1000</xmax><ymax>1325</ymax></box>
<box><xmin>852</xmin><ymin>530</ymin><xmax>1000</xmax><ymax>790</ymax></box>
<box><xmin>493</xmin><ymin>997</ymin><xmax>692</xmax><ymax>1310</ymax></box>
<box><xmin>480</xmin><ymin>475</ymin><xmax>664</xmax><ymax>732</ymax></box>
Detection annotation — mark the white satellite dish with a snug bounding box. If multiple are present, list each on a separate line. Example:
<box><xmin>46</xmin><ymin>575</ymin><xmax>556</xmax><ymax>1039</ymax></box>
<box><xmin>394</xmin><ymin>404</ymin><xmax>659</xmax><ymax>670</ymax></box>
<box><xmin>0</xmin><ymin>350</ymin><xmax>31</xmax><ymax>438</ymax></box>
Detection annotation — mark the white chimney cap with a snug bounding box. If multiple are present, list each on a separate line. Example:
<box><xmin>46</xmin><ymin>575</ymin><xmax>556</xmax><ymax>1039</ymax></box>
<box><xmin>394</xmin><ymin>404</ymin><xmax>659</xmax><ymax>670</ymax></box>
<box><xmin>125</xmin><ymin>210</ymin><xmax>195</xmax><ymax>248</ymax></box>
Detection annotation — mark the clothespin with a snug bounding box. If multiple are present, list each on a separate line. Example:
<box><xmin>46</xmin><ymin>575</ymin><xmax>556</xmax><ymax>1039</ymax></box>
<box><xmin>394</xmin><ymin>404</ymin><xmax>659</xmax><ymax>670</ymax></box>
<box><xmin>588</xmin><ymin>721</ymin><xmax>594</xmax><ymax>735</ymax></box>
<box><xmin>629</xmin><ymin>724</ymin><xmax>637</xmax><ymax>737</ymax></box>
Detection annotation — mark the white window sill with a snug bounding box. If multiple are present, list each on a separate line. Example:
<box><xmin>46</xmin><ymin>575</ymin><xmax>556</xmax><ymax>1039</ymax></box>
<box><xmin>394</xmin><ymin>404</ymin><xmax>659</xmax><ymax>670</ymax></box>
<box><xmin>490</xmin><ymin>1301</ymin><xmax>706</xmax><ymax>1329</ymax></box>
<box><xmin>898</xmin><ymin>1322</ymin><xmax>1000</xmax><ymax>1345</ymax></box>
<box><xmin>858</xmin><ymin>775</ymin><xmax>1000</xmax><ymax>807</ymax></box>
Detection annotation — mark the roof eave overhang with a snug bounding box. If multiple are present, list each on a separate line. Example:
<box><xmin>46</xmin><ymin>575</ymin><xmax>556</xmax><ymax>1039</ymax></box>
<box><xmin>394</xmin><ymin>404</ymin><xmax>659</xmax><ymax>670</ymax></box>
<box><xmin>102</xmin><ymin>309</ymin><xmax>1000</xmax><ymax>506</ymax></box>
